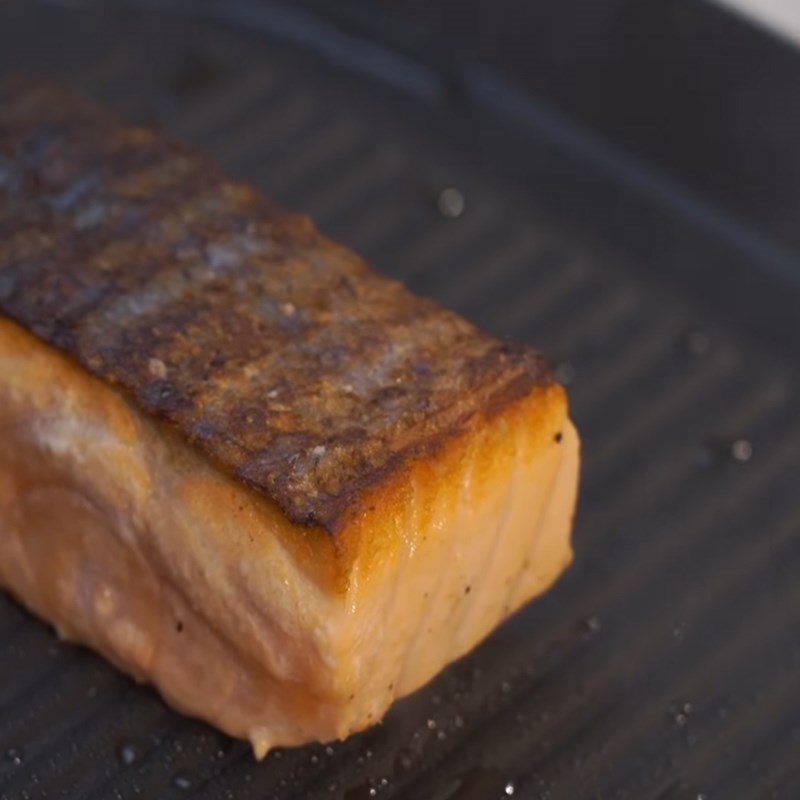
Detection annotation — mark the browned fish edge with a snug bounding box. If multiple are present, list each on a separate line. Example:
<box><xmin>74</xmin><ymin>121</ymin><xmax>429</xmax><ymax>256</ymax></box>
<box><xmin>0</xmin><ymin>75</ymin><xmax>553</xmax><ymax>534</ymax></box>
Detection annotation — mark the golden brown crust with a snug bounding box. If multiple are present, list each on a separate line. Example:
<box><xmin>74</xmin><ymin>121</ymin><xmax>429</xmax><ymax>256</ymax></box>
<box><xmin>0</xmin><ymin>75</ymin><xmax>552</xmax><ymax>531</ymax></box>
<box><xmin>0</xmin><ymin>315</ymin><xmax>578</xmax><ymax>752</ymax></box>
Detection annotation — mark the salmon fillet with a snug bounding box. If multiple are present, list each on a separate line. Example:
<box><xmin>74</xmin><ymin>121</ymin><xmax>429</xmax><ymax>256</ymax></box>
<box><xmin>0</xmin><ymin>76</ymin><xmax>580</xmax><ymax>756</ymax></box>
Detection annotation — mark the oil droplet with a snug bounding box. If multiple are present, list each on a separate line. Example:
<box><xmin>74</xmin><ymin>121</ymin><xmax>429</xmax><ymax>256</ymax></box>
<box><xmin>583</xmin><ymin>615</ymin><xmax>601</xmax><ymax>633</ymax></box>
<box><xmin>437</xmin><ymin>188</ymin><xmax>465</xmax><ymax>219</ymax></box>
<box><xmin>730</xmin><ymin>439</ymin><xmax>753</xmax><ymax>463</ymax></box>
<box><xmin>696</xmin><ymin>437</ymin><xmax>753</xmax><ymax>469</ymax></box>
<box><xmin>325</xmin><ymin>745</ymin><xmax>335</xmax><ymax>756</ymax></box>
<box><xmin>670</xmin><ymin>700</ymin><xmax>693</xmax><ymax>726</ymax></box>
<box><xmin>505</xmin><ymin>781</ymin><xmax>516</xmax><ymax>795</ymax></box>
<box><xmin>343</xmin><ymin>783</ymin><xmax>375</xmax><ymax>800</ymax></box>
<box><xmin>6</xmin><ymin>747</ymin><xmax>22</xmax><ymax>766</ymax></box>
<box><xmin>116</xmin><ymin>740</ymin><xmax>140</xmax><ymax>766</ymax></box>
<box><xmin>453</xmin><ymin>714</ymin><xmax>465</xmax><ymax>729</ymax></box>
<box><xmin>426</xmin><ymin>719</ymin><xmax>437</xmax><ymax>730</ymax></box>
<box><xmin>500</xmin><ymin>681</ymin><xmax>511</xmax><ymax>694</ymax></box>
<box><xmin>172</xmin><ymin>770</ymin><xmax>193</xmax><ymax>791</ymax></box>
<box><xmin>580</xmin><ymin>615</ymin><xmax>602</xmax><ymax>642</ymax></box>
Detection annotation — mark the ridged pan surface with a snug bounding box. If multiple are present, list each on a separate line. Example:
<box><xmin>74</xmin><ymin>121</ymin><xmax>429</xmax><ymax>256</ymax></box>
<box><xmin>0</xmin><ymin>2</ymin><xmax>799</xmax><ymax>799</ymax></box>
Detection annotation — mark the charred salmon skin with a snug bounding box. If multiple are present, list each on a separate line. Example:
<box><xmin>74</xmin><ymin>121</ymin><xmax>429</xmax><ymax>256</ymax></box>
<box><xmin>0</xmin><ymin>76</ymin><xmax>579</xmax><ymax>756</ymax></box>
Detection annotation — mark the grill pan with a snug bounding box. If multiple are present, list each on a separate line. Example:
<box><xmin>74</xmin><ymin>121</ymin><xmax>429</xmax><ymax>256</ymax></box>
<box><xmin>1</xmin><ymin>2</ymin><xmax>799</xmax><ymax>799</ymax></box>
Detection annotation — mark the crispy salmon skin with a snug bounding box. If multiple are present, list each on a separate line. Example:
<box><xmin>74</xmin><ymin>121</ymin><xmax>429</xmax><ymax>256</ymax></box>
<box><xmin>0</xmin><ymin>76</ymin><xmax>579</xmax><ymax>755</ymax></box>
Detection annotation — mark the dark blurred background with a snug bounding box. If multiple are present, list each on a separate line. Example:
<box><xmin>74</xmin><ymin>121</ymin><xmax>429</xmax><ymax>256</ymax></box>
<box><xmin>293</xmin><ymin>0</ymin><xmax>800</xmax><ymax>257</ymax></box>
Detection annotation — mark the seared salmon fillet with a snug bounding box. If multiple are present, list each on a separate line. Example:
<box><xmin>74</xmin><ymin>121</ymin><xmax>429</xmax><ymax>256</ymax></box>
<box><xmin>0</xmin><ymin>76</ymin><xmax>579</xmax><ymax>755</ymax></box>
